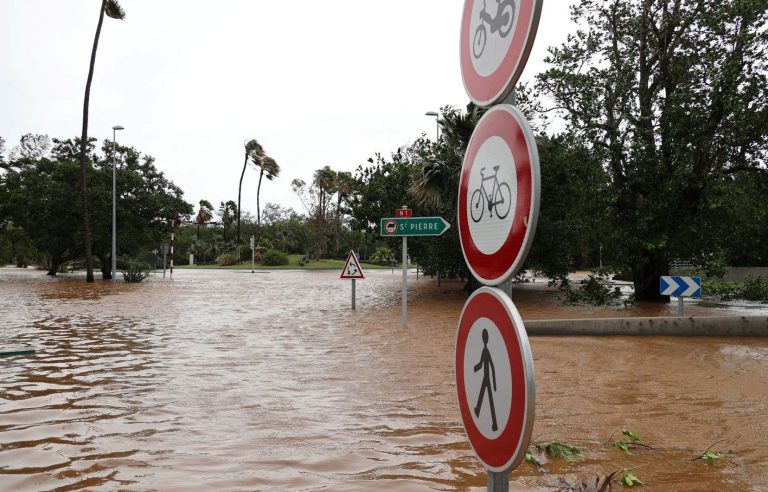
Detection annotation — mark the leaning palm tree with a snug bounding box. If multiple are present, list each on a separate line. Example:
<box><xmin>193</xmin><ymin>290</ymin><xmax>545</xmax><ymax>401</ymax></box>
<box><xmin>333</xmin><ymin>171</ymin><xmax>354</xmax><ymax>252</ymax></box>
<box><xmin>79</xmin><ymin>0</ymin><xmax>125</xmax><ymax>282</ymax></box>
<box><xmin>255</xmin><ymin>156</ymin><xmax>280</xmax><ymax>235</ymax></box>
<box><xmin>237</xmin><ymin>139</ymin><xmax>264</xmax><ymax>249</ymax></box>
<box><xmin>195</xmin><ymin>199</ymin><xmax>214</xmax><ymax>239</ymax></box>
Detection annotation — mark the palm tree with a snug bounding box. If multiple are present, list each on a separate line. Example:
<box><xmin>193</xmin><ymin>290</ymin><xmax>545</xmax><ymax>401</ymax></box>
<box><xmin>255</xmin><ymin>156</ymin><xmax>280</xmax><ymax>237</ymax></box>
<box><xmin>79</xmin><ymin>0</ymin><xmax>125</xmax><ymax>283</ymax></box>
<box><xmin>334</xmin><ymin>171</ymin><xmax>354</xmax><ymax>252</ymax></box>
<box><xmin>237</xmin><ymin>139</ymin><xmax>264</xmax><ymax>249</ymax></box>
<box><xmin>410</xmin><ymin>105</ymin><xmax>483</xmax><ymax>209</ymax></box>
<box><xmin>195</xmin><ymin>199</ymin><xmax>214</xmax><ymax>239</ymax></box>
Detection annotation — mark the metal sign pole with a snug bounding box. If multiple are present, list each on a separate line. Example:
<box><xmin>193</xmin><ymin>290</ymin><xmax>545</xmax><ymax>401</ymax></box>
<box><xmin>251</xmin><ymin>235</ymin><xmax>255</xmax><ymax>274</ymax></box>
<box><xmin>678</xmin><ymin>297</ymin><xmax>684</xmax><ymax>317</ymax></box>
<box><xmin>488</xmin><ymin>471</ymin><xmax>509</xmax><ymax>492</ymax></box>
<box><xmin>352</xmin><ymin>279</ymin><xmax>356</xmax><ymax>310</ymax></box>
<box><xmin>402</xmin><ymin>236</ymin><xmax>407</xmax><ymax>327</ymax></box>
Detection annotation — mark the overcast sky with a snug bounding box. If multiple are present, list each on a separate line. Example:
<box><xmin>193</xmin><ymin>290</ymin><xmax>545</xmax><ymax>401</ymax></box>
<box><xmin>1</xmin><ymin>1</ymin><xmax>575</xmax><ymax>216</ymax></box>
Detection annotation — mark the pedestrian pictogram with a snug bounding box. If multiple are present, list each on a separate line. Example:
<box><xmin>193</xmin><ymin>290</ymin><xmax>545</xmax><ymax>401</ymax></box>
<box><xmin>340</xmin><ymin>250</ymin><xmax>364</xmax><ymax>279</ymax></box>
<box><xmin>473</xmin><ymin>328</ymin><xmax>498</xmax><ymax>432</ymax></box>
<box><xmin>455</xmin><ymin>287</ymin><xmax>535</xmax><ymax>472</ymax></box>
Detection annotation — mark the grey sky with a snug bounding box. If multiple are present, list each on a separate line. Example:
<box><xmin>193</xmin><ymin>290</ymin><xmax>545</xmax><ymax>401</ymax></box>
<box><xmin>0</xmin><ymin>1</ymin><xmax>575</xmax><ymax>216</ymax></box>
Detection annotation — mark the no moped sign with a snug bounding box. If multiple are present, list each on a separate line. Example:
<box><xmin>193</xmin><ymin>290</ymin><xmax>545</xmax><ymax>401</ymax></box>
<box><xmin>458</xmin><ymin>104</ymin><xmax>540</xmax><ymax>285</ymax></box>
<box><xmin>460</xmin><ymin>0</ymin><xmax>544</xmax><ymax>107</ymax></box>
<box><xmin>455</xmin><ymin>286</ymin><xmax>535</xmax><ymax>472</ymax></box>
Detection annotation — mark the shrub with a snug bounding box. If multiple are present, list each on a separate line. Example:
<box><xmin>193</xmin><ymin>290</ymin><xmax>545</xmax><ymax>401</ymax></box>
<box><xmin>217</xmin><ymin>253</ymin><xmax>239</xmax><ymax>266</ymax></box>
<box><xmin>253</xmin><ymin>246</ymin><xmax>268</xmax><ymax>261</ymax></box>
<box><xmin>260</xmin><ymin>249</ymin><xmax>289</xmax><ymax>266</ymax></box>
<box><xmin>743</xmin><ymin>275</ymin><xmax>768</xmax><ymax>302</ymax></box>
<box><xmin>122</xmin><ymin>262</ymin><xmax>151</xmax><ymax>282</ymax></box>
<box><xmin>563</xmin><ymin>271</ymin><xmax>623</xmax><ymax>306</ymax></box>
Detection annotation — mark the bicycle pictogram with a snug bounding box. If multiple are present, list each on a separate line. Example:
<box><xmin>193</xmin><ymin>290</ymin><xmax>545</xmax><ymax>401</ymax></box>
<box><xmin>470</xmin><ymin>165</ymin><xmax>512</xmax><ymax>223</ymax></box>
<box><xmin>473</xmin><ymin>0</ymin><xmax>517</xmax><ymax>59</ymax></box>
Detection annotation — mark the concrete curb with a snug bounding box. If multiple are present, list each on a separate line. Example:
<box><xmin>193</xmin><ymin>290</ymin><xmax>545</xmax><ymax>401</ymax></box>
<box><xmin>525</xmin><ymin>316</ymin><xmax>768</xmax><ymax>336</ymax></box>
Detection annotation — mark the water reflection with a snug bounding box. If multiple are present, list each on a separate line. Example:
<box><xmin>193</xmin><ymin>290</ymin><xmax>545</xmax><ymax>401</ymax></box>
<box><xmin>1</xmin><ymin>268</ymin><xmax>767</xmax><ymax>491</ymax></box>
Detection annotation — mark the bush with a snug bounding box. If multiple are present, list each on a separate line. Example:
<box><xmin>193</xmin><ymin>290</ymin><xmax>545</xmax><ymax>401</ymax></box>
<box><xmin>260</xmin><ymin>249</ymin><xmax>289</xmax><ymax>266</ymax></box>
<box><xmin>253</xmin><ymin>246</ymin><xmax>268</xmax><ymax>262</ymax></box>
<box><xmin>122</xmin><ymin>262</ymin><xmax>151</xmax><ymax>283</ymax></box>
<box><xmin>702</xmin><ymin>276</ymin><xmax>768</xmax><ymax>302</ymax></box>
<box><xmin>217</xmin><ymin>253</ymin><xmax>239</xmax><ymax>266</ymax></box>
<box><xmin>563</xmin><ymin>272</ymin><xmax>623</xmax><ymax>306</ymax></box>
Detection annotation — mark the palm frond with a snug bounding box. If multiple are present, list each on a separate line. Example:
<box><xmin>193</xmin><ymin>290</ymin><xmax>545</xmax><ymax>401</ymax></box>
<box><xmin>104</xmin><ymin>0</ymin><xmax>126</xmax><ymax>20</ymax></box>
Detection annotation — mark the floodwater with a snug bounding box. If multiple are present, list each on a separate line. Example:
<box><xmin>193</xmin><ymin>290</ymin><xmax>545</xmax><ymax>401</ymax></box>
<box><xmin>1</xmin><ymin>268</ymin><xmax>767</xmax><ymax>491</ymax></box>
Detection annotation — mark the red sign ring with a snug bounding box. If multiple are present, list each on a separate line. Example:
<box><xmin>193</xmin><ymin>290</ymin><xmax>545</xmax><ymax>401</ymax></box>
<box><xmin>457</xmin><ymin>105</ymin><xmax>540</xmax><ymax>285</ymax></box>
<box><xmin>455</xmin><ymin>287</ymin><xmax>535</xmax><ymax>472</ymax></box>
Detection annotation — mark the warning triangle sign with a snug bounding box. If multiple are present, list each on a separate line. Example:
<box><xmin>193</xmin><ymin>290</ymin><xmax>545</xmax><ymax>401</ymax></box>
<box><xmin>340</xmin><ymin>250</ymin><xmax>365</xmax><ymax>279</ymax></box>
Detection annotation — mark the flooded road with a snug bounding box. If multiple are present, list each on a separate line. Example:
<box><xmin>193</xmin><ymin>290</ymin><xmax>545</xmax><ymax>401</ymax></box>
<box><xmin>1</xmin><ymin>268</ymin><xmax>767</xmax><ymax>491</ymax></box>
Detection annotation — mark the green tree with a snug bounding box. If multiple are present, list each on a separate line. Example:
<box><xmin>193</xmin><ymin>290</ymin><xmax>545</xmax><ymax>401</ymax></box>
<box><xmin>78</xmin><ymin>0</ymin><xmax>125</xmax><ymax>282</ymax></box>
<box><xmin>195</xmin><ymin>199</ymin><xmax>214</xmax><ymax>238</ymax></box>
<box><xmin>255</xmin><ymin>156</ymin><xmax>280</xmax><ymax>238</ymax></box>
<box><xmin>537</xmin><ymin>0</ymin><xmax>768</xmax><ymax>300</ymax></box>
<box><xmin>218</xmin><ymin>200</ymin><xmax>238</xmax><ymax>244</ymax></box>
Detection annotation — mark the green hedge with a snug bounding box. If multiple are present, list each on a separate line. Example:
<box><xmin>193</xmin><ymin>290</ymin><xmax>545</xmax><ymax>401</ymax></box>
<box><xmin>260</xmin><ymin>249</ymin><xmax>289</xmax><ymax>266</ymax></box>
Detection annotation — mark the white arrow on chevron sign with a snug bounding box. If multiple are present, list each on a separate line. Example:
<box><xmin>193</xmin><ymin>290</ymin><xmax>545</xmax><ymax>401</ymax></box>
<box><xmin>680</xmin><ymin>276</ymin><xmax>700</xmax><ymax>297</ymax></box>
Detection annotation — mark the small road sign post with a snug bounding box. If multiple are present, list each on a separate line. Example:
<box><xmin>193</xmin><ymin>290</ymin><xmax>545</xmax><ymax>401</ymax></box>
<box><xmin>660</xmin><ymin>276</ymin><xmax>702</xmax><ymax>316</ymax></box>
<box><xmin>455</xmin><ymin>287</ymin><xmax>535</xmax><ymax>481</ymax></box>
<box><xmin>380</xmin><ymin>209</ymin><xmax>451</xmax><ymax>327</ymax></box>
<box><xmin>250</xmin><ymin>235</ymin><xmax>255</xmax><ymax>273</ymax></box>
<box><xmin>341</xmin><ymin>250</ymin><xmax>365</xmax><ymax>309</ymax></box>
<box><xmin>161</xmin><ymin>242</ymin><xmax>169</xmax><ymax>278</ymax></box>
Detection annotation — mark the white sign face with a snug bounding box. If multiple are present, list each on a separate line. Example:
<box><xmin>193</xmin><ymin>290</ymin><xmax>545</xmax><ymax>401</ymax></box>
<box><xmin>469</xmin><ymin>0</ymin><xmax>520</xmax><ymax>77</ymax></box>
<box><xmin>466</xmin><ymin>136</ymin><xmax>517</xmax><ymax>255</ymax></box>
<box><xmin>462</xmin><ymin>317</ymin><xmax>512</xmax><ymax>440</ymax></box>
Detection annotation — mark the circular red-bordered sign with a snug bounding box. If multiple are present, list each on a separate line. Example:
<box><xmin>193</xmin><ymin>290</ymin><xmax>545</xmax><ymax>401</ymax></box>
<box><xmin>460</xmin><ymin>0</ymin><xmax>543</xmax><ymax>107</ymax></box>
<box><xmin>455</xmin><ymin>287</ymin><xmax>535</xmax><ymax>472</ymax></box>
<box><xmin>458</xmin><ymin>105</ymin><xmax>540</xmax><ymax>285</ymax></box>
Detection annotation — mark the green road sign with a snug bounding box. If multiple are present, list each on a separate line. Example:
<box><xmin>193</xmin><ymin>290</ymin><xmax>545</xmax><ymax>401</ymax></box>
<box><xmin>380</xmin><ymin>217</ymin><xmax>451</xmax><ymax>237</ymax></box>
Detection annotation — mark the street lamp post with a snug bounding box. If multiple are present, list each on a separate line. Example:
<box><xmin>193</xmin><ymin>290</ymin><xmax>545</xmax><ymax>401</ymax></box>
<box><xmin>425</xmin><ymin>111</ymin><xmax>439</xmax><ymax>141</ymax></box>
<box><xmin>111</xmin><ymin>125</ymin><xmax>125</xmax><ymax>282</ymax></box>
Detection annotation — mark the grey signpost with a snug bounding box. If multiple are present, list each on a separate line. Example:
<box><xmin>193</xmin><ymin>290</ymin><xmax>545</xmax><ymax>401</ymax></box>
<box><xmin>380</xmin><ymin>211</ymin><xmax>451</xmax><ymax>327</ymax></box>
<box><xmin>161</xmin><ymin>242</ymin><xmax>168</xmax><ymax>278</ymax></box>
<box><xmin>250</xmin><ymin>235</ymin><xmax>255</xmax><ymax>274</ymax></box>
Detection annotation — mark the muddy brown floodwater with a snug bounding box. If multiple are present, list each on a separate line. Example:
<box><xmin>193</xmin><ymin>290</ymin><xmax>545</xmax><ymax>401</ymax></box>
<box><xmin>1</xmin><ymin>268</ymin><xmax>768</xmax><ymax>491</ymax></box>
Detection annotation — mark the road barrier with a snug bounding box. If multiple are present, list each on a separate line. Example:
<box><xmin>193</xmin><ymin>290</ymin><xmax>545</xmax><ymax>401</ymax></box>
<box><xmin>525</xmin><ymin>316</ymin><xmax>768</xmax><ymax>337</ymax></box>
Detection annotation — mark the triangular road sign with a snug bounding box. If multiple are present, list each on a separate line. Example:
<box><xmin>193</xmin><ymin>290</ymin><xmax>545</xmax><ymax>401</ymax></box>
<box><xmin>340</xmin><ymin>250</ymin><xmax>365</xmax><ymax>279</ymax></box>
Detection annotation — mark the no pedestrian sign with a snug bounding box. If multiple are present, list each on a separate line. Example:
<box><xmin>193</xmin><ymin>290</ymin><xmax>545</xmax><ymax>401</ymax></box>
<box><xmin>460</xmin><ymin>0</ymin><xmax>544</xmax><ymax>107</ymax></box>
<box><xmin>455</xmin><ymin>287</ymin><xmax>535</xmax><ymax>473</ymax></box>
<box><xmin>457</xmin><ymin>105</ymin><xmax>540</xmax><ymax>285</ymax></box>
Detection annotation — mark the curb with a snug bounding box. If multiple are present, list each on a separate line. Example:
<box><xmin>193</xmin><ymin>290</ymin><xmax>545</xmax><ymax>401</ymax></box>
<box><xmin>525</xmin><ymin>316</ymin><xmax>768</xmax><ymax>336</ymax></box>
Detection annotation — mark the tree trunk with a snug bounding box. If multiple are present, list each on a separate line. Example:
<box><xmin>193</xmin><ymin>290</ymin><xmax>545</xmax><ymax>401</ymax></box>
<box><xmin>256</xmin><ymin>169</ymin><xmax>264</xmax><ymax>241</ymax></box>
<box><xmin>46</xmin><ymin>256</ymin><xmax>62</xmax><ymax>277</ymax></box>
<box><xmin>236</xmin><ymin>151</ymin><xmax>248</xmax><ymax>255</ymax></box>
<box><xmin>633</xmin><ymin>255</ymin><xmax>670</xmax><ymax>303</ymax></box>
<box><xmin>100</xmin><ymin>253</ymin><xmax>112</xmax><ymax>280</ymax></box>
<box><xmin>79</xmin><ymin>0</ymin><xmax>107</xmax><ymax>283</ymax></box>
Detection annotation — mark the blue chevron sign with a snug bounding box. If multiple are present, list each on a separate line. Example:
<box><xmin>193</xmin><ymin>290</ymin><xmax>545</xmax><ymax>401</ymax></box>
<box><xmin>660</xmin><ymin>276</ymin><xmax>702</xmax><ymax>298</ymax></box>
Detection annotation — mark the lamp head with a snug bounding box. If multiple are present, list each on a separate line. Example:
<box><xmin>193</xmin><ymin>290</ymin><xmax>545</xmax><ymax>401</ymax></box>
<box><xmin>425</xmin><ymin>111</ymin><xmax>439</xmax><ymax>117</ymax></box>
<box><xmin>112</xmin><ymin>125</ymin><xmax>125</xmax><ymax>131</ymax></box>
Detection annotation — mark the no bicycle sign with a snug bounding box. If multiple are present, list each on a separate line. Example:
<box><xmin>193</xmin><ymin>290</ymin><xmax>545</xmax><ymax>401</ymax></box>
<box><xmin>457</xmin><ymin>104</ymin><xmax>540</xmax><ymax>285</ymax></box>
